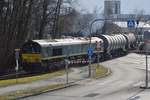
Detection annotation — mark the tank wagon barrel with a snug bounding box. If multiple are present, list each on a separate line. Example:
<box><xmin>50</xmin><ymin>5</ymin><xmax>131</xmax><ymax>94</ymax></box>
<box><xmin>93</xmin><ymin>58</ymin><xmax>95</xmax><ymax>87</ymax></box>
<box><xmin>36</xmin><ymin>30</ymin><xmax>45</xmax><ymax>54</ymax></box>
<box><xmin>98</xmin><ymin>34</ymin><xmax>127</xmax><ymax>52</ymax></box>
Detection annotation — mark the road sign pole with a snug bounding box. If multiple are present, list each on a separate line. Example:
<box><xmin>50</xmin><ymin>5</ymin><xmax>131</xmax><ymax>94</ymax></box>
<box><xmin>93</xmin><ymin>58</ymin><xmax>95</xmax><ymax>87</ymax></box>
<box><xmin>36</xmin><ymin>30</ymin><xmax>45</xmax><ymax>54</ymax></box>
<box><xmin>88</xmin><ymin>48</ymin><xmax>93</xmax><ymax>78</ymax></box>
<box><xmin>89</xmin><ymin>56</ymin><xmax>91</xmax><ymax>77</ymax></box>
<box><xmin>15</xmin><ymin>49</ymin><xmax>20</xmax><ymax>84</ymax></box>
<box><xmin>145</xmin><ymin>53</ymin><xmax>148</xmax><ymax>88</ymax></box>
<box><xmin>16</xmin><ymin>59</ymin><xmax>19</xmax><ymax>84</ymax></box>
<box><xmin>97</xmin><ymin>52</ymin><xmax>100</xmax><ymax>66</ymax></box>
<box><xmin>65</xmin><ymin>46</ymin><xmax>70</xmax><ymax>85</ymax></box>
<box><xmin>65</xmin><ymin>61</ymin><xmax>69</xmax><ymax>85</ymax></box>
<box><xmin>16</xmin><ymin>59</ymin><xmax>19</xmax><ymax>72</ymax></box>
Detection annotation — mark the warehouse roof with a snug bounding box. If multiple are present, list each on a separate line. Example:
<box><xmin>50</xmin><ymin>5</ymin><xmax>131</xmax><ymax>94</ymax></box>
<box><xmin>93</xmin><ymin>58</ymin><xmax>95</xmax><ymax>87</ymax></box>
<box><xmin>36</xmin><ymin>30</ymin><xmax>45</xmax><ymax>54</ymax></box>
<box><xmin>113</xmin><ymin>21</ymin><xmax>150</xmax><ymax>28</ymax></box>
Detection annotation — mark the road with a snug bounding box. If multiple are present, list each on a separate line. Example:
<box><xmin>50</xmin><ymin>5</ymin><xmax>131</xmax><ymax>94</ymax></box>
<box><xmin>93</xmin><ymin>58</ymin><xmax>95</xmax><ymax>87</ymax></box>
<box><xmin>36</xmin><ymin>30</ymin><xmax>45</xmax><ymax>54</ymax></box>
<box><xmin>20</xmin><ymin>53</ymin><xmax>150</xmax><ymax>100</ymax></box>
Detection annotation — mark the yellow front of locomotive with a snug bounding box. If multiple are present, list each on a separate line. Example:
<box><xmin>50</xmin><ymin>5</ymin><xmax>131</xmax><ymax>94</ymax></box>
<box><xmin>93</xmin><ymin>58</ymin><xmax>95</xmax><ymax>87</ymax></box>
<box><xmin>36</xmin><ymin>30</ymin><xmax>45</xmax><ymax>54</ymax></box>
<box><xmin>21</xmin><ymin>41</ymin><xmax>42</xmax><ymax>72</ymax></box>
<box><xmin>22</xmin><ymin>53</ymin><xmax>41</xmax><ymax>63</ymax></box>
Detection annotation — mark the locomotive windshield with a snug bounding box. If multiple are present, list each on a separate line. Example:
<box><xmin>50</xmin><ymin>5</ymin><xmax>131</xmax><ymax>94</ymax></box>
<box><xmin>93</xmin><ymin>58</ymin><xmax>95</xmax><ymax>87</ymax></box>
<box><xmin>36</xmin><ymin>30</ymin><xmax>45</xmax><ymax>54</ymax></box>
<box><xmin>22</xmin><ymin>42</ymin><xmax>41</xmax><ymax>54</ymax></box>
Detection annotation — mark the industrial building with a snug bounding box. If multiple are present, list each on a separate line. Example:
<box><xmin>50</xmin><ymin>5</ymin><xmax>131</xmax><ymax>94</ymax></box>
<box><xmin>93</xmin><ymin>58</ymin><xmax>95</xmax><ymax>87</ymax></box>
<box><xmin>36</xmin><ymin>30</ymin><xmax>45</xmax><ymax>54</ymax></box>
<box><xmin>104</xmin><ymin>0</ymin><xmax>150</xmax><ymax>21</ymax></box>
<box><xmin>104</xmin><ymin>0</ymin><xmax>121</xmax><ymax>19</ymax></box>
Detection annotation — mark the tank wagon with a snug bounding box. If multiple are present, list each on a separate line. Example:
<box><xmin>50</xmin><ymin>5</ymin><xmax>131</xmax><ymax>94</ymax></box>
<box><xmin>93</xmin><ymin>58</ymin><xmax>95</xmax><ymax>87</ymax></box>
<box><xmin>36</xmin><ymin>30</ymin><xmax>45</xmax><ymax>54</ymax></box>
<box><xmin>20</xmin><ymin>33</ymin><xmax>136</xmax><ymax>72</ymax></box>
<box><xmin>96</xmin><ymin>33</ymin><xmax>136</xmax><ymax>58</ymax></box>
<box><xmin>98</xmin><ymin>34</ymin><xmax>127</xmax><ymax>58</ymax></box>
<box><xmin>123</xmin><ymin>33</ymin><xmax>136</xmax><ymax>49</ymax></box>
<box><xmin>21</xmin><ymin>37</ymin><xmax>104</xmax><ymax>72</ymax></box>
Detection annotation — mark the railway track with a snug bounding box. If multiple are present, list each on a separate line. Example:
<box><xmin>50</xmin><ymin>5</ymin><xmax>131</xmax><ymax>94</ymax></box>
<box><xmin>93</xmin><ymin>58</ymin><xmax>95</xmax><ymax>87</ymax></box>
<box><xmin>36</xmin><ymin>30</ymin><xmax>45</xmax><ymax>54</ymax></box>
<box><xmin>129</xmin><ymin>49</ymin><xmax>145</xmax><ymax>54</ymax></box>
<box><xmin>0</xmin><ymin>71</ymin><xmax>50</xmax><ymax>80</ymax></box>
<box><xmin>0</xmin><ymin>49</ymin><xmax>143</xmax><ymax>81</ymax></box>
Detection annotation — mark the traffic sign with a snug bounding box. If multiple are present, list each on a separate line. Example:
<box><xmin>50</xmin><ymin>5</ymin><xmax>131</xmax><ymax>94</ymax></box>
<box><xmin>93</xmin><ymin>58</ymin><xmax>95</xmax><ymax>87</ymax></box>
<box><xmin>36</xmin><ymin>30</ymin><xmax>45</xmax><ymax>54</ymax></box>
<box><xmin>87</xmin><ymin>47</ymin><xmax>93</xmax><ymax>57</ymax></box>
<box><xmin>127</xmin><ymin>20</ymin><xmax>135</xmax><ymax>28</ymax></box>
<box><xmin>15</xmin><ymin>49</ymin><xmax>20</xmax><ymax>60</ymax></box>
<box><xmin>64</xmin><ymin>59</ymin><xmax>70</xmax><ymax>64</ymax></box>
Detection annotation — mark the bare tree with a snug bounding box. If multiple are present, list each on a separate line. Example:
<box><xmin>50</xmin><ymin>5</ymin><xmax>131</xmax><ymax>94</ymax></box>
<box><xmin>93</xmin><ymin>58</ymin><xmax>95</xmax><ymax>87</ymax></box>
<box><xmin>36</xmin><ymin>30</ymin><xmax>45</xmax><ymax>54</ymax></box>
<box><xmin>0</xmin><ymin>0</ymin><xmax>34</xmax><ymax>74</ymax></box>
<box><xmin>133</xmin><ymin>8</ymin><xmax>146</xmax><ymax>21</ymax></box>
<box><xmin>51</xmin><ymin>0</ymin><xmax>63</xmax><ymax>39</ymax></box>
<box><xmin>0</xmin><ymin>0</ymin><xmax>83</xmax><ymax>74</ymax></box>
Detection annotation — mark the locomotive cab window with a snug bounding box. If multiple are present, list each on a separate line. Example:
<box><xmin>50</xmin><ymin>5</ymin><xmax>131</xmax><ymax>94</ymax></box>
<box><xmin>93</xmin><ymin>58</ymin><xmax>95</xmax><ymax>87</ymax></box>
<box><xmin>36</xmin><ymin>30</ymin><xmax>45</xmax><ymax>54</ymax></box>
<box><xmin>42</xmin><ymin>47</ymin><xmax>49</xmax><ymax>57</ymax></box>
<box><xmin>52</xmin><ymin>48</ymin><xmax>62</xmax><ymax>56</ymax></box>
<box><xmin>22</xmin><ymin>42</ymin><xmax>41</xmax><ymax>54</ymax></box>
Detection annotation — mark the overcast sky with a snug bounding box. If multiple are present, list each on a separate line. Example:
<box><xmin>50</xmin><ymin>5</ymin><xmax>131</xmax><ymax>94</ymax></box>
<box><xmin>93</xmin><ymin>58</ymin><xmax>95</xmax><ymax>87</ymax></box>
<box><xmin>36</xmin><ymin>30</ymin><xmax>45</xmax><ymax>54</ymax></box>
<box><xmin>77</xmin><ymin>0</ymin><xmax>150</xmax><ymax>14</ymax></box>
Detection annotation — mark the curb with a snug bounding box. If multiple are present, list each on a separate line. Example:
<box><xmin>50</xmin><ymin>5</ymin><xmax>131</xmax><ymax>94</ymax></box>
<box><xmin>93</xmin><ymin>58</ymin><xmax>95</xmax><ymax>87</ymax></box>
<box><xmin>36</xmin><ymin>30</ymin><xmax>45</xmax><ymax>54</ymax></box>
<box><xmin>95</xmin><ymin>68</ymin><xmax>112</xmax><ymax>79</ymax></box>
<box><xmin>15</xmin><ymin>83</ymin><xmax>78</xmax><ymax>100</ymax></box>
<box><xmin>15</xmin><ymin>68</ymin><xmax>111</xmax><ymax>99</ymax></box>
<box><xmin>3</xmin><ymin>67</ymin><xmax>111</xmax><ymax>100</ymax></box>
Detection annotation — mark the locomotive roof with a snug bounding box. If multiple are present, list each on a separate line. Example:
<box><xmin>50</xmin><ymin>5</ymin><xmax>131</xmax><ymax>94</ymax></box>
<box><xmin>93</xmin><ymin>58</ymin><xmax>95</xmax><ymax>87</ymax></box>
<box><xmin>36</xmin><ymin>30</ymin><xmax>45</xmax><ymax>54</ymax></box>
<box><xmin>32</xmin><ymin>37</ymin><xmax>103</xmax><ymax>47</ymax></box>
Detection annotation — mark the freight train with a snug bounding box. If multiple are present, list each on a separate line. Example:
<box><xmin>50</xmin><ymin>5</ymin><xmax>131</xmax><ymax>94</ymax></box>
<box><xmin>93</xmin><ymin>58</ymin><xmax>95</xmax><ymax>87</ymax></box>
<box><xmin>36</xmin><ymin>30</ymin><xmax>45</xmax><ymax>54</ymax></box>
<box><xmin>20</xmin><ymin>33</ymin><xmax>136</xmax><ymax>72</ymax></box>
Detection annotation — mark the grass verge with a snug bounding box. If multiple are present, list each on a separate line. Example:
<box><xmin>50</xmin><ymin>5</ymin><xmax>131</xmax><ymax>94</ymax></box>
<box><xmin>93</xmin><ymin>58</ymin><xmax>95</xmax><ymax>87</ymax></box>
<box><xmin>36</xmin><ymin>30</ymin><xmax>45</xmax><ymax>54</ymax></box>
<box><xmin>92</xmin><ymin>64</ymin><xmax>110</xmax><ymax>79</ymax></box>
<box><xmin>0</xmin><ymin>84</ymin><xmax>64</xmax><ymax>100</ymax></box>
<box><xmin>0</xmin><ymin>70</ymin><xmax>65</xmax><ymax>87</ymax></box>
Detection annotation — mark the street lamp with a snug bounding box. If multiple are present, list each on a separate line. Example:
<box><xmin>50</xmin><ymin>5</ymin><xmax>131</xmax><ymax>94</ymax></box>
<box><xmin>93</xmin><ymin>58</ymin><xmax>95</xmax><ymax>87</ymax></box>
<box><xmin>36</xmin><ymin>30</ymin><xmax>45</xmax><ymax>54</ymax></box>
<box><xmin>140</xmin><ymin>21</ymin><xmax>150</xmax><ymax>89</ymax></box>
<box><xmin>88</xmin><ymin>18</ymin><xmax>111</xmax><ymax>77</ymax></box>
<box><xmin>140</xmin><ymin>40</ymin><xmax>150</xmax><ymax>89</ymax></box>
